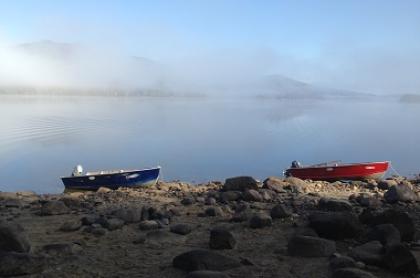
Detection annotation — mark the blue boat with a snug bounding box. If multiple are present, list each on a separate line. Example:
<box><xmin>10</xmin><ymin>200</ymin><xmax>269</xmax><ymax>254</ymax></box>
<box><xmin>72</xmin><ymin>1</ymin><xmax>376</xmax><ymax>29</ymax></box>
<box><xmin>61</xmin><ymin>165</ymin><xmax>161</xmax><ymax>191</ymax></box>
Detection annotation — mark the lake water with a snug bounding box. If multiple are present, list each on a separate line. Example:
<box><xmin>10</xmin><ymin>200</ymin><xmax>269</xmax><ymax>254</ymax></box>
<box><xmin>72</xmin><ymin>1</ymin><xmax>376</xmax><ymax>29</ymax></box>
<box><xmin>0</xmin><ymin>95</ymin><xmax>419</xmax><ymax>193</ymax></box>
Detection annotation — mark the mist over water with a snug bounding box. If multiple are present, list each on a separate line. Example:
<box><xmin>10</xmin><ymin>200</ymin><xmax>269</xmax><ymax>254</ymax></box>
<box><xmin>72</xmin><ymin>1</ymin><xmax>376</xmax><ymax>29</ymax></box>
<box><xmin>1</xmin><ymin>1</ymin><xmax>420</xmax><ymax>194</ymax></box>
<box><xmin>0</xmin><ymin>95</ymin><xmax>419</xmax><ymax>193</ymax></box>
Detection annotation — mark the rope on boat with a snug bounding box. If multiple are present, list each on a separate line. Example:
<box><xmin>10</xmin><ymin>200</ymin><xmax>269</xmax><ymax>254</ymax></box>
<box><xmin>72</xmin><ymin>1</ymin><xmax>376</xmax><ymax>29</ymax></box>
<box><xmin>389</xmin><ymin>163</ymin><xmax>402</xmax><ymax>177</ymax></box>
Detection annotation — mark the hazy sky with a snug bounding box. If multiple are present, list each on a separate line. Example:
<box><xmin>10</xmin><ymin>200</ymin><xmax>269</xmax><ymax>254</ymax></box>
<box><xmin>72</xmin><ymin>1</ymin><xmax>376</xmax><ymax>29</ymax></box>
<box><xmin>0</xmin><ymin>0</ymin><xmax>419</xmax><ymax>94</ymax></box>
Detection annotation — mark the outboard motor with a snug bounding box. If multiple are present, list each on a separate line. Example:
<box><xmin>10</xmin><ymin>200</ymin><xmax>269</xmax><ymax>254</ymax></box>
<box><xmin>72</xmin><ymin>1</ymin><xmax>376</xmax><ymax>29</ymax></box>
<box><xmin>72</xmin><ymin>165</ymin><xmax>84</xmax><ymax>176</ymax></box>
<box><xmin>291</xmin><ymin>160</ymin><xmax>301</xmax><ymax>168</ymax></box>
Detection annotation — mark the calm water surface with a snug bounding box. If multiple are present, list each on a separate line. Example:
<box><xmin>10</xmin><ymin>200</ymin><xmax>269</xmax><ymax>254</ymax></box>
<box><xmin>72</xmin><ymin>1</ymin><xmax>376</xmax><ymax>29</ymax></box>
<box><xmin>0</xmin><ymin>95</ymin><xmax>419</xmax><ymax>193</ymax></box>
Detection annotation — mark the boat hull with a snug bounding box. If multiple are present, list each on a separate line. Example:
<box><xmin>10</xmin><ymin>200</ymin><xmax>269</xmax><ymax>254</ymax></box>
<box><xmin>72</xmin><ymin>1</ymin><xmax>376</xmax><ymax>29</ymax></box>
<box><xmin>61</xmin><ymin>167</ymin><xmax>160</xmax><ymax>191</ymax></box>
<box><xmin>284</xmin><ymin>161</ymin><xmax>389</xmax><ymax>181</ymax></box>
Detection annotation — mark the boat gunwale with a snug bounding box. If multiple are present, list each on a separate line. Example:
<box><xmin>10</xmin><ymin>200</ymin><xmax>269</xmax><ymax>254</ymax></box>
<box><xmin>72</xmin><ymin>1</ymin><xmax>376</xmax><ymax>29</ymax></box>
<box><xmin>61</xmin><ymin>166</ymin><xmax>161</xmax><ymax>179</ymax></box>
<box><xmin>285</xmin><ymin>161</ymin><xmax>390</xmax><ymax>171</ymax></box>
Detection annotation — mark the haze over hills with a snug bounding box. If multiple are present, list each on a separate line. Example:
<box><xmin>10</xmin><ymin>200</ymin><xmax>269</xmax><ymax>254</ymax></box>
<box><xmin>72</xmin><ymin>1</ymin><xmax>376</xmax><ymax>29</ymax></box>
<box><xmin>0</xmin><ymin>40</ymin><xmax>374</xmax><ymax>99</ymax></box>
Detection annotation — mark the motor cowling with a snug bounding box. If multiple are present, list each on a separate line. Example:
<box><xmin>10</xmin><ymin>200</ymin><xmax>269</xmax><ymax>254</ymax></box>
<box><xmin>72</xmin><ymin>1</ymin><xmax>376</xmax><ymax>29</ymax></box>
<box><xmin>72</xmin><ymin>165</ymin><xmax>83</xmax><ymax>176</ymax></box>
<box><xmin>291</xmin><ymin>161</ymin><xmax>301</xmax><ymax>168</ymax></box>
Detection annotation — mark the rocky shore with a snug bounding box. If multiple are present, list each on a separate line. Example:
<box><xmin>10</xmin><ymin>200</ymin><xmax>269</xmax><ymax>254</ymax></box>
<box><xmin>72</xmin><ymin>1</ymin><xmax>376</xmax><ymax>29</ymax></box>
<box><xmin>2</xmin><ymin>176</ymin><xmax>420</xmax><ymax>277</ymax></box>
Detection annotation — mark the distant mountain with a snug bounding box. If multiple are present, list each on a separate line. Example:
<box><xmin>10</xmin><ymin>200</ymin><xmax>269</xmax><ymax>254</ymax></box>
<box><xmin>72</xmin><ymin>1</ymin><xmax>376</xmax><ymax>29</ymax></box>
<box><xmin>6</xmin><ymin>40</ymin><xmax>374</xmax><ymax>99</ymax></box>
<box><xmin>256</xmin><ymin>74</ymin><xmax>374</xmax><ymax>100</ymax></box>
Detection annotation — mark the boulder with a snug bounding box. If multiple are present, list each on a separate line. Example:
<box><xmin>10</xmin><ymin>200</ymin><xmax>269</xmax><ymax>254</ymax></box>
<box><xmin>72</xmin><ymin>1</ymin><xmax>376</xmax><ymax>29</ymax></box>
<box><xmin>361</xmin><ymin>209</ymin><xmax>416</xmax><ymax>242</ymax></box>
<box><xmin>309</xmin><ymin>212</ymin><xmax>362</xmax><ymax>240</ymax></box>
<box><xmin>318</xmin><ymin>198</ymin><xmax>353</xmax><ymax>211</ymax></box>
<box><xmin>97</xmin><ymin>187</ymin><xmax>112</xmax><ymax>193</ymax></box>
<box><xmin>114</xmin><ymin>207</ymin><xmax>142</xmax><ymax>223</ymax></box>
<box><xmin>249</xmin><ymin>213</ymin><xmax>272</xmax><ymax>229</ymax></box>
<box><xmin>81</xmin><ymin>215</ymin><xmax>99</xmax><ymax>226</ymax></box>
<box><xmin>384</xmin><ymin>184</ymin><xmax>417</xmax><ymax>203</ymax></box>
<box><xmin>101</xmin><ymin>218</ymin><xmax>124</xmax><ymax>231</ymax></box>
<box><xmin>287</xmin><ymin>235</ymin><xmax>336</xmax><ymax>257</ymax></box>
<box><xmin>205</xmin><ymin>197</ymin><xmax>217</xmax><ymax>205</ymax></box>
<box><xmin>172</xmin><ymin>249</ymin><xmax>241</xmax><ymax>272</ymax></box>
<box><xmin>205</xmin><ymin>207</ymin><xmax>224</xmax><ymax>217</ymax></box>
<box><xmin>0</xmin><ymin>221</ymin><xmax>30</xmax><ymax>253</ymax></box>
<box><xmin>332</xmin><ymin>268</ymin><xmax>378</xmax><ymax>278</ymax></box>
<box><xmin>170</xmin><ymin>224</ymin><xmax>192</xmax><ymax>235</ymax></box>
<box><xmin>223</xmin><ymin>176</ymin><xmax>259</xmax><ymax>192</ymax></box>
<box><xmin>0</xmin><ymin>252</ymin><xmax>45</xmax><ymax>277</ymax></box>
<box><xmin>383</xmin><ymin>243</ymin><xmax>419</xmax><ymax>274</ymax></box>
<box><xmin>378</xmin><ymin>179</ymin><xmax>398</xmax><ymax>190</ymax></box>
<box><xmin>209</xmin><ymin>228</ymin><xmax>236</xmax><ymax>250</ymax></box>
<box><xmin>220</xmin><ymin>191</ymin><xmax>242</xmax><ymax>202</ymax></box>
<box><xmin>330</xmin><ymin>255</ymin><xmax>357</xmax><ymax>269</ymax></box>
<box><xmin>263</xmin><ymin>177</ymin><xmax>288</xmax><ymax>193</ymax></box>
<box><xmin>349</xmin><ymin>241</ymin><xmax>384</xmax><ymax>266</ymax></box>
<box><xmin>353</xmin><ymin>194</ymin><xmax>382</xmax><ymax>208</ymax></box>
<box><xmin>230</xmin><ymin>210</ymin><xmax>253</xmax><ymax>223</ymax></box>
<box><xmin>42</xmin><ymin>243</ymin><xmax>82</xmax><ymax>257</ymax></box>
<box><xmin>186</xmin><ymin>271</ymin><xmax>229</xmax><ymax>278</ymax></box>
<box><xmin>181</xmin><ymin>197</ymin><xmax>195</xmax><ymax>206</ymax></box>
<box><xmin>40</xmin><ymin>201</ymin><xmax>70</xmax><ymax>215</ymax></box>
<box><xmin>259</xmin><ymin>189</ymin><xmax>275</xmax><ymax>202</ymax></box>
<box><xmin>59</xmin><ymin>196</ymin><xmax>81</xmax><ymax>208</ymax></box>
<box><xmin>270</xmin><ymin>204</ymin><xmax>291</xmax><ymax>219</ymax></box>
<box><xmin>139</xmin><ymin>220</ymin><xmax>159</xmax><ymax>231</ymax></box>
<box><xmin>243</xmin><ymin>189</ymin><xmax>263</xmax><ymax>202</ymax></box>
<box><xmin>366</xmin><ymin>224</ymin><xmax>401</xmax><ymax>247</ymax></box>
<box><xmin>59</xmin><ymin>220</ymin><xmax>82</xmax><ymax>232</ymax></box>
<box><xmin>285</xmin><ymin>177</ymin><xmax>308</xmax><ymax>193</ymax></box>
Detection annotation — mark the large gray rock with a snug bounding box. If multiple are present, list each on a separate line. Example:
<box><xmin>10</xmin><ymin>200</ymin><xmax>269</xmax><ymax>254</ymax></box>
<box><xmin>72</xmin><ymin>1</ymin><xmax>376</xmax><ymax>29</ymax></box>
<box><xmin>366</xmin><ymin>224</ymin><xmax>401</xmax><ymax>247</ymax></box>
<box><xmin>287</xmin><ymin>235</ymin><xmax>336</xmax><ymax>257</ymax></box>
<box><xmin>40</xmin><ymin>200</ymin><xmax>70</xmax><ymax>215</ymax></box>
<box><xmin>318</xmin><ymin>198</ymin><xmax>353</xmax><ymax>211</ymax></box>
<box><xmin>170</xmin><ymin>223</ymin><xmax>192</xmax><ymax>235</ymax></box>
<box><xmin>353</xmin><ymin>193</ymin><xmax>382</xmax><ymax>208</ymax></box>
<box><xmin>220</xmin><ymin>191</ymin><xmax>242</xmax><ymax>202</ymax></box>
<box><xmin>209</xmin><ymin>228</ymin><xmax>236</xmax><ymax>250</ymax></box>
<box><xmin>270</xmin><ymin>204</ymin><xmax>291</xmax><ymax>219</ymax></box>
<box><xmin>181</xmin><ymin>197</ymin><xmax>195</xmax><ymax>206</ymax></box>
<box><xmin>309</xmin><ymin>212</ymin><xmax>362</xmax><ymax>240</ymax></box>
<box><xmin>139</xmin><ymin>220</ymin><xmax>159</xmax><ymax>231</ymax></box>
<box><xmin>384</xmin><ymin>184</ymin><xmax>418</xmax><ymax>203</ymax></box>
<box><xmin>383</xmin><ymin>243</ymin><xmax>419</xmax><ymax>274</ymax></box>
<box><xmin>204</xmin><ymin>207</ymin><xmax>224</xmax><ymax>217</ymax></box>
<box><xmin>249</xmin><ymin>213</ymin><xmax>272</xmax><ymax>229</ymax></box>
<box><xmin>332</xmin><ymin>268</ymin><xmax>378</xmax><ymax>278</ymax></box>
<box><xmin>0</xmin><ymin>221</ymin><xmax>30</xmax><ymax>253</ymax></box>
<box><xmin>223</xmin><ymin>176</ymin><xmax>259</xmax><ymax>192</ymax></box>
<box><xmin>172</xmin><ymin>249</ymin><xmax>241</xmax><ymax>271</ymax></box>
<box><xmin>0</xmin><ymin>252</ymin><xmax>45</xmax><ymax>277</ymax></box>
<box><xmin>329</xmin><ymin>255</ymin><xmax>357</xmax><ymax>269</ymax></box>
<box><xmin>378</xmin><ymin>179</ymin><xmax>398</xmax><ymax>190</ymax></box>
<box><xmin>42</xmin><ymin>243</ymin><xmax>82</xmax><ymax>257</ymax></box>
<box><xmin>349</xmin><ymin>241</ymin><xmax>384</xmax><ymax>266</ymax></box>
<box><xmin>243</xmin><ymin>189</ymin><xmax>263</xmax><ymax>202</ymax></box>
<box><xmin>263</xmin><ymin>177</ymin><xmax>288</xmax><ymax>193</ymax></box>
<box><xmin>59</xmin><ymin>220</ymin><xmax>82</xmax><ymax>232</ymax></box>
<box><xmin>114</xmin><ymin>207</ymin><xmax>142</xmax><ymax>223</ymax></box>
<box><xmin>101</xmin><ymin>218</ymin><xmax>124</xmax><ymax>231</ymax></box>
<box><xmin>360</xmin><ymin>209</ymin><xmax>416</xmax><ymax>242</ymax></box>
<box><xmin>285</xmin><ymin>177</ymin><xmax>308</xmax><ymax>193</ymax></box>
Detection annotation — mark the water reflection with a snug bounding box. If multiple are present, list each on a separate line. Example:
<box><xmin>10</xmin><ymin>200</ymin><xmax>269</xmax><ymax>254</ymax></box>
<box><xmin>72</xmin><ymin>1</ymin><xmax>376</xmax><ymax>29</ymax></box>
<box><xmin>0</xmin><ymin>95</ymin><xmax>419</xmax><ymax>193</ymax></box>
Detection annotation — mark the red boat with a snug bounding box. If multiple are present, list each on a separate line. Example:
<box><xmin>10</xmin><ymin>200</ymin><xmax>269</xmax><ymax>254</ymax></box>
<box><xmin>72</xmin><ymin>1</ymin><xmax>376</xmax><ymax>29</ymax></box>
<box><xmin>284</xmin><ymin>160</ymin><xmax>390</xmax><ymax>181</ymax></box>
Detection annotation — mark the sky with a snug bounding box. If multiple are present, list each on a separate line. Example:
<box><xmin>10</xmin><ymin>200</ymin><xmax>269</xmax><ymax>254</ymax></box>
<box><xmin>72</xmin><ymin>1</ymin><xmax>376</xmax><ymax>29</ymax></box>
<box><xmin>0</xmin><ymin>0</ymin><xmax>419</xmax><ymax>94</ymax></box>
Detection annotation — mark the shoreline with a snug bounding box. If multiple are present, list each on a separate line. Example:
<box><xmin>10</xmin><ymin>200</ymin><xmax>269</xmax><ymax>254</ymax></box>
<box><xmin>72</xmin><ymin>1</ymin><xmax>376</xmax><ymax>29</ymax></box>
<box><xmin>1</xmin><ymin>175</ymin><xmax>420</xmax><ymax>277</ymax></box>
